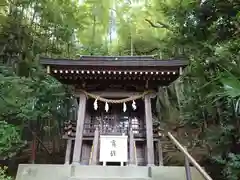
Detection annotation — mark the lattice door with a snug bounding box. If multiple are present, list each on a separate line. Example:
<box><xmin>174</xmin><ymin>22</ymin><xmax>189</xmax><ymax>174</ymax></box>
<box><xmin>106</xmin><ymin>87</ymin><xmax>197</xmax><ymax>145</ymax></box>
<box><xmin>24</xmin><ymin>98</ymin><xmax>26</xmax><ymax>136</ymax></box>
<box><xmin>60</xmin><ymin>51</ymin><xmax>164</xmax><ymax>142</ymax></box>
<box><xmin>100</xmin><ymin>114</ymin><xmax>117</xmax><ymax>134</ymax></box>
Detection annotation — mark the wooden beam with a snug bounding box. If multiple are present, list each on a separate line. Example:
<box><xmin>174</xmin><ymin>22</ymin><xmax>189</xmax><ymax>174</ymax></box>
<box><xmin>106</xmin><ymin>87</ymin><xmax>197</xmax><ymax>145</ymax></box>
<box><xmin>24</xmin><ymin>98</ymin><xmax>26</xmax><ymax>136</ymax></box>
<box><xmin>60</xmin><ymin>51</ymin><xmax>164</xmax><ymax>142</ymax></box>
<box><xmin>63</xmin><ymin>136</ymin><xmax>160</xmax><ymax>141</ymax></box>
<box><xmin>40</xmin><ymin>57</ymin><xmax>188</xmax><ymax>68</ymax></box>
<box><xmin>72</xmin><ymin>93</ymin><xmax>87</xmax><ymax>164</ymax></box>
<box><xmin>74</xmin><ymin>91</ymin><xmax>143</xmax><ymax>98</ymax></box>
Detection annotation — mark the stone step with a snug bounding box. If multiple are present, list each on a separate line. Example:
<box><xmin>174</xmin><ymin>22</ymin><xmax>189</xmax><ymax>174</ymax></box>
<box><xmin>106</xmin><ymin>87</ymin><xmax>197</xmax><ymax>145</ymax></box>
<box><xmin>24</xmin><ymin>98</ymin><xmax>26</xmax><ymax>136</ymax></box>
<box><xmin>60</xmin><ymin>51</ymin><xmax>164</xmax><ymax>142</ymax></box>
<box><xmin>72</xmin><ymin>166</ymin><xmax>150</xmax><ymax>178</ymax></box>
<box><xmin>69</xmin><ymin>177</ymin><xmax>151</xmax><ymax>180</ymax></box>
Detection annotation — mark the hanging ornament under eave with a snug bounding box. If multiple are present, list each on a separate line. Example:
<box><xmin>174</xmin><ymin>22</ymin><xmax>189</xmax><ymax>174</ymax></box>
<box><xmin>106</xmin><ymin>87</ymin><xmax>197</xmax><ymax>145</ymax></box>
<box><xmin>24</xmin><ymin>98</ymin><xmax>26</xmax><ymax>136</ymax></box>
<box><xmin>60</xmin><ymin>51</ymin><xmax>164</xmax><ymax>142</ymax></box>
<box><xmin>132</xmin><ymin>100</ymin><xmax>137</xmax><ymax>110</ymax></box>
<box><xmin>123</xmin><ymin>102</ymin><xmax>127</xmax><ymax>112</ymax></box>
<box><xmin>105</xmin><ymin>102</ymin><xmax>109</xmax><ymax>112</ymax></box>
<box><xmin>93</xmin><ymin>99</ymin><xmax>98</xmax><ymax>110</ymax></box>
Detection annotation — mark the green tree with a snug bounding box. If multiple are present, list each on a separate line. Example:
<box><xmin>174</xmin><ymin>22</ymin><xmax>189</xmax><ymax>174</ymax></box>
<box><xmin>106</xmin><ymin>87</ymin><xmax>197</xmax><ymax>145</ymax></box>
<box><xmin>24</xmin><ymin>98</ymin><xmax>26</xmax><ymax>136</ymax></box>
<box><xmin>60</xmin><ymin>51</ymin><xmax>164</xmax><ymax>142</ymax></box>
<box><xmin>149</xmin><ymin>0</ymin><xmax>240</xmax><ymax>179</ymax></box>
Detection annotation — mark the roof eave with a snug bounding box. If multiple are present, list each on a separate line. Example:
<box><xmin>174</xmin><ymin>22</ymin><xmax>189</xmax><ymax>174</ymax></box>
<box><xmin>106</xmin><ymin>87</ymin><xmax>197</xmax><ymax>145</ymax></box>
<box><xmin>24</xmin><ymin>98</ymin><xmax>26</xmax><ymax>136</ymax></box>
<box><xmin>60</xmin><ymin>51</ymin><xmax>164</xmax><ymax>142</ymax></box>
<box><xmin>40</xmin><ymin>57</ymin><xmax>188</xmax><ymax>68</ymax></box>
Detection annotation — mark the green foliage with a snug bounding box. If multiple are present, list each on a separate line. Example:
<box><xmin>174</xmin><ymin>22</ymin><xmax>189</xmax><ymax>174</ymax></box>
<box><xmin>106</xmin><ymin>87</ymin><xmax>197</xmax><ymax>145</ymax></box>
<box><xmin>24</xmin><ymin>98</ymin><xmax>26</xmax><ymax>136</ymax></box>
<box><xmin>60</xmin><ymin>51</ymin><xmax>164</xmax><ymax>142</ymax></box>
<box><xmin>0</xmin><ymin>0</ymin><xmax>240</xmax><ymax>179</ymax></box>
<box><xmin>213</xmin><ymin>153</ymin><xmax>240</xmax><ymax>180</ymax></box>
<box><xmin>220</xmin><ymin>73</ymin><xmax>240</xmax><ymax>98</ymax></box>
<box><xmin>0</xmin><ymin>167</ymin><xmax>12</xmax><ymax>180</ymax></box>
<box><xmin>0</xmin><ymin>64</ymin><xmax>70</xmax><ymax>159</ymax></box>
<box><xmin>0</xmin><ymin>121</ymin><xmax>25</xmax><ymax>159</ymax></box>
<box><xmin>0</xmin><ymin>0</ymin><xmax>86</xmax><ymax>161</ymax></box>
<box><xmin>147</xmin><ymin>0</ymin><xmax>240</xmax><ymax>179</ymax></box>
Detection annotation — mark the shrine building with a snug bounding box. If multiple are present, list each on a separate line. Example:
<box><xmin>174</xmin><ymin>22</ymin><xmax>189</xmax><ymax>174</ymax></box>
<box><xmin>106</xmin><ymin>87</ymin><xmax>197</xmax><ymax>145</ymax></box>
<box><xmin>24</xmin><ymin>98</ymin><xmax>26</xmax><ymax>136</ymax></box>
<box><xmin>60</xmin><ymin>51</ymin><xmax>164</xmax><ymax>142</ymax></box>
<box><xmin>40</xmin><ymin>56</ymin><xmax>187</xmax><ymax>166</ymax></box>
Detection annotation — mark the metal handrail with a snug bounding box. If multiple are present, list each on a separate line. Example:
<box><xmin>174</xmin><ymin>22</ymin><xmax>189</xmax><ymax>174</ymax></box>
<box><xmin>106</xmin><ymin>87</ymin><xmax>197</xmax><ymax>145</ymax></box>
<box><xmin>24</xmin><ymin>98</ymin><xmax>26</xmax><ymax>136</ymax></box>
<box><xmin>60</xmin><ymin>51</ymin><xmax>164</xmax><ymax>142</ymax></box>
<box><xmin>167</xmin><ymin>132</ymin><xmax>213</xmax><ymax>180</ymax></box>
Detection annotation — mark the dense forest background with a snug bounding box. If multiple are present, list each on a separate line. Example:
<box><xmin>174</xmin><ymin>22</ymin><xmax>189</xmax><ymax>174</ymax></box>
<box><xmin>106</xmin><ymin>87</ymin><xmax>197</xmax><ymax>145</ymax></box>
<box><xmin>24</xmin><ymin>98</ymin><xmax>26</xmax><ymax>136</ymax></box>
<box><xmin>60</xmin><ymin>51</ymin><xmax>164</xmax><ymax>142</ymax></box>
<box><xmin>0</xmin><ymin>0</ymin><xmax>240</xmax><ymax>179</ymax></box>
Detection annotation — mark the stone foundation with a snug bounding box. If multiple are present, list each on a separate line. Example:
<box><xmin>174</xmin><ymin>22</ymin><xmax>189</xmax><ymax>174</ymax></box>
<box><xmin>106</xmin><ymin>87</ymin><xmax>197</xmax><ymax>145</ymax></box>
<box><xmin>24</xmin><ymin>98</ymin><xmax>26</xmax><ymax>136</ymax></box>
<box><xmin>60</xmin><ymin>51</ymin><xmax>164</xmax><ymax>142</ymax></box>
<box><xmin>16</xmin><ymin>164</ymin><xmax>204</xmax><ymax>180</ymax></box>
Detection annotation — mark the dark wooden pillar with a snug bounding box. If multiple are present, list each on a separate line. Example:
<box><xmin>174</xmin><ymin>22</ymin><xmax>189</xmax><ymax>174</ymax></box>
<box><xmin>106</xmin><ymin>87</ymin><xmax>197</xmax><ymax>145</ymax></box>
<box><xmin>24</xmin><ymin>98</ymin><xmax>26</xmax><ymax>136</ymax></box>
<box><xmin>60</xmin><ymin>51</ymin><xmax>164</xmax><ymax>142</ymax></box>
<box><xmin>158</xmin><ymin>139</ymin><xmax>163</xmax><ymax>166</ymax></box>
<box><xmin>144</xmin><ymin>94</ymin><xmax>155</xmax><ymax>166</ymax></box>
<box><xmin>31</xmin><ymin>132</ymin><xmax>36</xmax><ymax>164</ymax></box>
<box><xmin>91</xmin><ymin>127</ymin><xmax>99</xmax><ymax>165</ymax></box>
<box><xmin>129</xmin><ymin>128</ymin><xmax>135</xmax><ymax>165</ymax></box>
<box><xmin>72</xmin><ymin>93</ymin><xmax>87</xmax><ymax>164</ymax></box>
<box><xmin>65</xmin><ymin>139</ymin><xmax>72</xmax><ymax>164</ymax></box>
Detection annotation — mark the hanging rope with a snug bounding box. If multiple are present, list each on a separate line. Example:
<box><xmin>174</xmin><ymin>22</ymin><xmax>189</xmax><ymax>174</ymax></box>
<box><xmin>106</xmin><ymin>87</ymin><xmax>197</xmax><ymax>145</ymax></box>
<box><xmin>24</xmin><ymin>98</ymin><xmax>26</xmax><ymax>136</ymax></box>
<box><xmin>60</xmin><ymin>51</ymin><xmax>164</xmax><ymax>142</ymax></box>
<box><xmin>80</xmin><ymin>89</ymin><xmax>152</xmax><ymax>104</ymax></box>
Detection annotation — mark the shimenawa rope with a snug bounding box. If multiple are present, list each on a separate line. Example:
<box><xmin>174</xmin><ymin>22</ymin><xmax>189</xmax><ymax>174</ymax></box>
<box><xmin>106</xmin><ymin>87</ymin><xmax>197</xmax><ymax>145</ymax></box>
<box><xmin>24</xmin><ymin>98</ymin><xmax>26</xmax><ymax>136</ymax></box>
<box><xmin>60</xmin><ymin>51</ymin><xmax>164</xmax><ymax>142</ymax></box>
<box><xmin>80</xmin><ymin>89</ymin><xmax>152</xmax><ymax>104</ymax></box>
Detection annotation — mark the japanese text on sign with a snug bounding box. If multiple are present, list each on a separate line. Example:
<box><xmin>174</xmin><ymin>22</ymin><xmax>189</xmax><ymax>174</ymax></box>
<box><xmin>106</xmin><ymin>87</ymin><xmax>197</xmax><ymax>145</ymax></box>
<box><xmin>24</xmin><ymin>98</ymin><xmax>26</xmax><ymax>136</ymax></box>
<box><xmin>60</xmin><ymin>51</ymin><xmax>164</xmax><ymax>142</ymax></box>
<box><xmin>110</xmin><ymin>140</ymin><xmax>117</xmax><ymax>156</ymax></box>
<box><xmin>99</xmin><ymin>135</ymin><xmax>128</xmax><ymax>162</ymax></box>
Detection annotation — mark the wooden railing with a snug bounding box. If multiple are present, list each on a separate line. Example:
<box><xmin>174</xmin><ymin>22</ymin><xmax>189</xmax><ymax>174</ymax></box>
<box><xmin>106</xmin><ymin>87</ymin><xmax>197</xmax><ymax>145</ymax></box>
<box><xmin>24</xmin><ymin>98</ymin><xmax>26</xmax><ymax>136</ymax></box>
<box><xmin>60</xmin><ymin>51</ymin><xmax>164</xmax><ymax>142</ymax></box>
<box><xmin>167</xmin><ymin>132</ymin><xmax>213</xmax><ymax>180</ymax></box>
<box><xmin>83</xmin><ymin>123</ymin><xmax>146</xmax><ymax>137</ymax></box>
<box><xmin>63</xmin><ymin>120</ymin><xmax>148</xmax><ymax>138</ymax></box>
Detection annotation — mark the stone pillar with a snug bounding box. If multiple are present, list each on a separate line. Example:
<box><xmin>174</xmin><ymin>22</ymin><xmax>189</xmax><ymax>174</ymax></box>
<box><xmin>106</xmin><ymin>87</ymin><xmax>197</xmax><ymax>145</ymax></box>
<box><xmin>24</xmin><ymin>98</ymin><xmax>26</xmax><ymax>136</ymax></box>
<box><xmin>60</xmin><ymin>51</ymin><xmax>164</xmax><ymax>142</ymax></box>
<box><xmin>72</xmin><ymin>92</ymin><xmax>87</xmax><ymax>164</ymax></box>
<box><xmin>144</xmin><ymin>94</ymin><xmax>155</xmax><ymax>166</ymax></box>
<box><xmin>65</xmin><ymin>139</ymin><xmax>72</xmax><ymax>164</ymax></box>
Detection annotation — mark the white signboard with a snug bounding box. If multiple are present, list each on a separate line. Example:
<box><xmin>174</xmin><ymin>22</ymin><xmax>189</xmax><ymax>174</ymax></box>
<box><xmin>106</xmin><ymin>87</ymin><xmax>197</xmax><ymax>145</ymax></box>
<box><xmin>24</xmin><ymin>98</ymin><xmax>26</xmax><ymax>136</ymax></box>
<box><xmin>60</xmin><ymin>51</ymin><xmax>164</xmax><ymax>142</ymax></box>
<box><xmin>99</xmin><ymin>135</ymin><xmax>128</xmax><ymax>162</ymax></box>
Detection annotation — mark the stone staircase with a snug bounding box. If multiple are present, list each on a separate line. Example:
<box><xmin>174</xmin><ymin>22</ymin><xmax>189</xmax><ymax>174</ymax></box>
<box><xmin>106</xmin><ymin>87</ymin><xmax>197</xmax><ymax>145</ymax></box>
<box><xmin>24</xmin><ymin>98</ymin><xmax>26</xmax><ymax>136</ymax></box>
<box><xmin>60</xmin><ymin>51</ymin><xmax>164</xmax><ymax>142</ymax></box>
<box><xmin>16</xmin><ymin>164</ymin><xmax>205</xmax><ymax>180</ymax></box>
<box><xmin>69</xmin><ymin>166</ymin><xmax>150</xmax><ymax>180</ymax></box>
<box><xmin>70</xmin><ymin>178</ymin><xmax>150</xmax><ymax>180</ymax></box>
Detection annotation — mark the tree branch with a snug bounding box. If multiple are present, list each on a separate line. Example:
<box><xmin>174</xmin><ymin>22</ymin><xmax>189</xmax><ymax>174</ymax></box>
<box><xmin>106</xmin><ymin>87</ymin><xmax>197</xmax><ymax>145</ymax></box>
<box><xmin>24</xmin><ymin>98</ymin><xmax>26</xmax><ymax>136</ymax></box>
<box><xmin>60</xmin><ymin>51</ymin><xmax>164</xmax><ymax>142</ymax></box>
<box><xmin>145</xmin><ymin>19</ymin><xmax>172</xmax><ymax>31</ymax></box>
<box><xmin>134</xmin><ymin>44</ymin><xmax>159</xmax><ymax>55</ymax></box>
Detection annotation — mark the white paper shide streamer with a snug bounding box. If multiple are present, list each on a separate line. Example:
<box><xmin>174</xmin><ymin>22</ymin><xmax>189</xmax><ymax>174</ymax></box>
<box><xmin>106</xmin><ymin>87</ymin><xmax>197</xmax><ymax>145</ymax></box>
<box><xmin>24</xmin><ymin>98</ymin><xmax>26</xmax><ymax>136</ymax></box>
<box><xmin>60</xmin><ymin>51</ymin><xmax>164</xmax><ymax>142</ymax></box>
<box><xmin>92</xmin><ymin>96</ymin><xmax>138</xmax><ymax>113</ymax></box>
<box><xmin>123</xmin><ymin>102</ymin><xmax>127</xmax><ymax>112</ymax></box>
<box><xmin>94</xmin><ymin>99</ymin><xmax>98</xmax><ymax>110</ymax></box>
<box><xmin>105</xmin><ymin>102</ymin><xmax>109</xmax><ymax>112</ymax></box>
<box><xmin>132</xmin><ymin>100</ymin><xmax>137</xmax><ymax>110</ymax></box>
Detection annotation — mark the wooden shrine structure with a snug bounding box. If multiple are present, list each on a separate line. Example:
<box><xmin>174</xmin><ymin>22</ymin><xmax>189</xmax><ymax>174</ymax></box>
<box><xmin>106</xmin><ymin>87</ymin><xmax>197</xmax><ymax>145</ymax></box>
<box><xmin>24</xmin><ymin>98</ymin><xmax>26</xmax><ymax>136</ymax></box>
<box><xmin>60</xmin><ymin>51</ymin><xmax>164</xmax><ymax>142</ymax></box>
<box><xmin>40</xmin><ymin>56</ymin><xmax>187</xmax><ymax>166</ymax></box>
